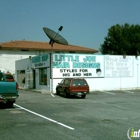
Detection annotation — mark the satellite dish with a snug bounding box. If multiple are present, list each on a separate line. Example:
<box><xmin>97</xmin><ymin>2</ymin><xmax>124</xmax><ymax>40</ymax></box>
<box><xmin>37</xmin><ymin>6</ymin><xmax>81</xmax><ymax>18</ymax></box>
<box><xmin>42</xmin><ymin>26</ymin><xmax>68</xmax><ymax>95</ymax></box>
<box><xmin>43</xmin><ymin>27</ymin><xmax>68</xmax><ymax>46</ymax></box>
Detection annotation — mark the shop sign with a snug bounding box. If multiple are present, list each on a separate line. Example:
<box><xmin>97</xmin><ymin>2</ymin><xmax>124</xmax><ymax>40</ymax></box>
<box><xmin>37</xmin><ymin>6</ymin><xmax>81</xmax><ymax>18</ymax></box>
<box><xmin>53</xmin><ymin>54</ymin><xmax>104</xmax><ymax>78</ymax></box>
<box><xmin>32</xmin><ymin>54</ymin><xmax>50</xmax><ymax>68</ymax></box>
<box><xmin>105</xmin><ymin>55</ymin><xmax>134</xmax><ymax>77</ymax></box>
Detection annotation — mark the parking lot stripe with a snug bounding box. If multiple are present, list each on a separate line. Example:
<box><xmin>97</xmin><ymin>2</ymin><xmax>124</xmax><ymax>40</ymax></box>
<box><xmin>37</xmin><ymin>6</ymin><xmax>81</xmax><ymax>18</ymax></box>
<box><xmin>122</xmin><ymin>90</ymin><xmax>134</xmax><ymax>94</ymax></box>
<box><xmin>101</xmin><ymin>91</ymin><xmax>115</xmax><ymax>95</ymax></box>
<box><xmin>51</xmin><ymin>93</ymin><xmax>55</xmax><ymax>97</ymax></box>
<box><xmin>14</xmin><ymin>104</ymin><xmax>74</xmax><ymax>130</ymax></box>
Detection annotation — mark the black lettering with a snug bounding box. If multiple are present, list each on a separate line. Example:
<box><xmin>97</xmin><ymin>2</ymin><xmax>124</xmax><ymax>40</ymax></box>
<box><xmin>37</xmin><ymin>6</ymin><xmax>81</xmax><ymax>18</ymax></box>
<box><xmin>60</xmin><ymin>69</ymin><xmax>63</xmax><ymax>73</ymax></box>
<box><xmin>83</xmin><ymin>73</ymin><xmax>92</xmax><ymax>76</ymax></box>
<box><xmin>63</xmin><ymin>73</ymin><xmax>70</xmax><ymax>77</ymax></box>
<box><xmin>73</xmin><ymin>73</ymin><xmax>81</xmax><ymax>76</ymax></box>
<box><xmin>79</xmin><ymin>69</ymin><xmax>88</xmax><ymax>72</ymax></box>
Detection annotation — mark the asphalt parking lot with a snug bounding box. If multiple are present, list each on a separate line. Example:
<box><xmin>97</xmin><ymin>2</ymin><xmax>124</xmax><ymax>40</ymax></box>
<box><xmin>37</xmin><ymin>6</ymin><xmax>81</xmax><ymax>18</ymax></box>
<box><xmin>0</xmin><ymin>89</ymin><xmax>140</xmax><ymax>140</ymax></box>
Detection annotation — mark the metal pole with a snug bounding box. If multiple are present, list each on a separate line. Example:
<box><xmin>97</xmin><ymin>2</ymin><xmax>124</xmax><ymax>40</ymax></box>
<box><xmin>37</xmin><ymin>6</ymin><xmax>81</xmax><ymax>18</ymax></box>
<box><xmin>137</xmin><ymin>64</ymin><xmax>138</xmax><ymax>88</ymax></box>
<box><xmin>49</xmin><ymin>26</ymin><xmax>63</xmax><ymax>94</ymax></box>
<box><xmin>51</xmin><ymin>43</ymin><xmax>53</xmax><ymax>95</ymax></box>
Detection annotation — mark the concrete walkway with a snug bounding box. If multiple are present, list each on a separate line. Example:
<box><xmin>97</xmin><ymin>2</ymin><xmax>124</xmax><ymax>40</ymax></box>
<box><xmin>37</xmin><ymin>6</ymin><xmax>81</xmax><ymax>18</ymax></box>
<box><xmin>19</xmin><ymin>88</ymin><xmax>51</xmax><ymax>94</ymax></box>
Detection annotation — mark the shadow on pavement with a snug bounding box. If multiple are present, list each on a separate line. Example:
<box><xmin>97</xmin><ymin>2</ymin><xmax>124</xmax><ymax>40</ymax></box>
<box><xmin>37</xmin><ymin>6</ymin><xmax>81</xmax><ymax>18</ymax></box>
<box><xmin>0</xmin><ymin>103</ymin><xmax>14</xmax><ymax>109</ymax></box>
<box><xmin>55</xmin><ymin>94</ymin><xmax>86</xmax><ymax>99</ymax></box>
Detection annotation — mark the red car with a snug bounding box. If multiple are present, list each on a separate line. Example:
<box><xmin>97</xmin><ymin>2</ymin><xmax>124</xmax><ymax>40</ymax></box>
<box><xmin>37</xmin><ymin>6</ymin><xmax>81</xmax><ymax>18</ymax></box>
<box><xmin>56</xmin><ymin>78</ymin><xmax>89</xmax><ymax>98</ymax></box>
<box><xmin>4</xmin><ymin>73</ymin><xmax>15</xmax><ymax>82</ymax></box>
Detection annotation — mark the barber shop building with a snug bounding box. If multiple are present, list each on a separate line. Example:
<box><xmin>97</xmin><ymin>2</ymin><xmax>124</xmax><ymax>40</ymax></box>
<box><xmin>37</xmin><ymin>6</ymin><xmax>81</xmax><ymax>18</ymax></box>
<box><xmin>15</xmin><ymin>52</ymin><xmax>140</xmax><ymax>93</ymax></box>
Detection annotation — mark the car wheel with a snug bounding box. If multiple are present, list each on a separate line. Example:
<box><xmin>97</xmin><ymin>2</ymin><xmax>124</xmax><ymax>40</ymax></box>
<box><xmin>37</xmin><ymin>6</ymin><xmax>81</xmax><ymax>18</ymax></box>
<box><xmin>81</xmin><ymin>94</ymin><xmax>86</xmax><ymax>98</ymax></box>
<box><xmin>64</xmin><ymin>90</ymin><xmax>69</xmax><ymax>98</ymax></box>
<box><xmin>6</xmin><ymin>101</ymin><xmax>14</xmax><ymax>108</ymax></box>
<box><xmin>56</xmin><ymin>89</ymin><xmax>60</xmax><ymax>95</ymax></box>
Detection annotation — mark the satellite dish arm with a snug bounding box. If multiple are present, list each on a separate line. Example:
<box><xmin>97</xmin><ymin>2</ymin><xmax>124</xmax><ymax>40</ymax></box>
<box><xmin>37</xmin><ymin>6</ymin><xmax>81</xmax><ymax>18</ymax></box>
<box><xmin>49</xmin><ymin>39</ymin><xmax>54</xmax><ymax>47</ymax></box>
<box><xmin>58</xmin><ymin>26</ymin><xmax>63</xmax><ymax>31</ymax></box>
<box><xmin>53</xmin><ymin>26</ymin><xmax>63</xmax><ymax>41</ymax></box>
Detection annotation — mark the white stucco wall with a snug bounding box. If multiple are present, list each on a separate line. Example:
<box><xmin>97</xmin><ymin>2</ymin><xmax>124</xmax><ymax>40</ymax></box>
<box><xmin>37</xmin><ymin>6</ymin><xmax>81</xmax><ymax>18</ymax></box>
<box><xmin>0</xmin><ymin>50</ymin><xmax>48</xmax><ymax>74</ymax></box>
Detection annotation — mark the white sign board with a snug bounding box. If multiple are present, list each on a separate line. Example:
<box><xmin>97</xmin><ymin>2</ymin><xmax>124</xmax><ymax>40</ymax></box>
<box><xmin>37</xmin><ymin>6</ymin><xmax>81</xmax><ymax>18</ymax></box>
<box><xmin>105</xmin><ymin>55</ymin><xmax>134</xmax><ymax>77</ymax></box>
<box><xmin>53</xmin><ymin>54</ymin><xmax>104</xmax><ymax>78</ymax></box>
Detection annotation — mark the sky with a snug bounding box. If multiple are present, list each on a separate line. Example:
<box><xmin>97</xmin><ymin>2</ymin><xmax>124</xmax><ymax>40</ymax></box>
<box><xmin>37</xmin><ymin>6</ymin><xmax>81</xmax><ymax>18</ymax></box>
<box><xmin>0</xmin><ymin>0</ymin><xmax>140</xmax><ymax>52</ymax></box>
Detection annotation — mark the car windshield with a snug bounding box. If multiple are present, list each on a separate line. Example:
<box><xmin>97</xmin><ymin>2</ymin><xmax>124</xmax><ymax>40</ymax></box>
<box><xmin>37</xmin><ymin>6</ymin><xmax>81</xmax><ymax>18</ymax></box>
<box><xmin>60</xmin><ymin>80</ymin><xmax>64</xmax><ymax>84</ymax></box>
<box><xmin>64</xmin><ymin>79</ymin><xmax>70</xmax><ymax>85</ymax></box>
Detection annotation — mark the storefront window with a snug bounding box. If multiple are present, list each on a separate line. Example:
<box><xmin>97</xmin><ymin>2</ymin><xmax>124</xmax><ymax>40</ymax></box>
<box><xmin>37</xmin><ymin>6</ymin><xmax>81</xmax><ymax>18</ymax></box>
<box><xmin>39</xmin><ymin>68</ymin><xmax>47</xmax><ymax>85</ymax></box>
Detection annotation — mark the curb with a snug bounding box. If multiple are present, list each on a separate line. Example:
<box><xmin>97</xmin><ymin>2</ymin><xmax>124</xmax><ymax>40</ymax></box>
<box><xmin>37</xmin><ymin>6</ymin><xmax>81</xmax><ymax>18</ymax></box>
<box><xmin>19</xmin><ymin>88</ymin><xmax>51</xmax><ymax>94</ymax></box>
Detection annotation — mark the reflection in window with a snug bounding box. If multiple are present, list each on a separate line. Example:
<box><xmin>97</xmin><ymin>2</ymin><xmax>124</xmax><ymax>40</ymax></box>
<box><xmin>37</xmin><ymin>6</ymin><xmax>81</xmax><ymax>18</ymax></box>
<box><xmin>39</xmin><ymin>68</ymin><xmax>47</xmax><ymax>85</ymax></box>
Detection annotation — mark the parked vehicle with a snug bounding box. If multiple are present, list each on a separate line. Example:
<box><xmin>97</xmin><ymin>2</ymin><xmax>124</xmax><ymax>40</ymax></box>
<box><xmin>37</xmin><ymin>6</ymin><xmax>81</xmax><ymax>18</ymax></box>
<box><xmin>0</xmin><ymin>71</ymin><xmax>19</xmax><ymax>107</ymax></box>
<box><xmin>56</xmin><ymin>78</ymin><xmax>89</xmax><ymax>98</ymax></box>
<box><xmin>4</xmin><ymin>73</ymin><xmax>14</xmax><ymax>82</ymax></box>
